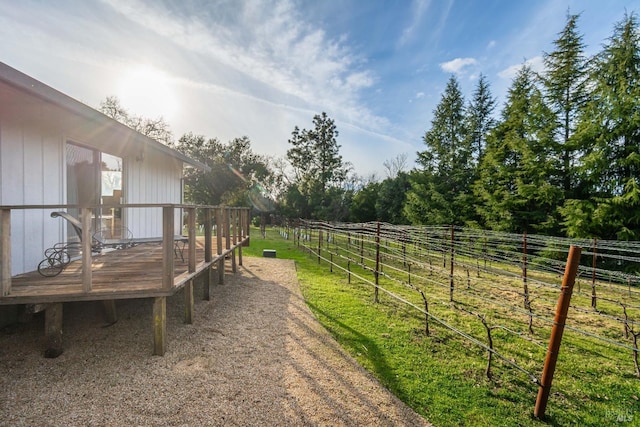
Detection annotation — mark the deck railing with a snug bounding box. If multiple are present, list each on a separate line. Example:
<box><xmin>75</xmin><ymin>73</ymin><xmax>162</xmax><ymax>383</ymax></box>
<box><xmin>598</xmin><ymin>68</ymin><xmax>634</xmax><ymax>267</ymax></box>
<box><xmin>0</xmin><ymin>204</ymin><xmax>251</xmax><ymax>300</ymax></box>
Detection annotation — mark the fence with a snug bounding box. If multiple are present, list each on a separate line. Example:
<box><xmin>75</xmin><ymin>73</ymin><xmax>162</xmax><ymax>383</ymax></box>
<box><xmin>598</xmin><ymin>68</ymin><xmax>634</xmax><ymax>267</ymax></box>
<box><xmin>280</xmin><ymin>220</ymin><xmax>640</xmax><ymax>419</ymax></box>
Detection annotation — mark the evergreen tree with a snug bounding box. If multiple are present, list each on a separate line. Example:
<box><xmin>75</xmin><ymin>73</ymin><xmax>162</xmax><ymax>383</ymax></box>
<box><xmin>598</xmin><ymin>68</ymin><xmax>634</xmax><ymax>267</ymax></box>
<box><xmin>285</xmin><ymin>112</ymin><xmax>348</xmax><ymax>219</ymax></box>
<box><xmin>541</xmin><ymin>12</ymin><xmax>589</xmax><ymax>198</ymax></box>
<box><xmin>562</xmin><ymin>13</ymin><xmax>640</xmax><ymax>239</ymax></box>
<box><xmin>474</xmin><ymin>66</ymin><xmax>561</xmax><ymax>233</ymax></box>
<box><xmin>376</xmin><ymin>172</ymin><xmax>410</xmax><ymax>224</ymax></box>
<box><xmin>405</xmin><ymin>76</ymin><xmax>474</xmax><ymax>225</ymax></box>
<box><xmin>466</xmin><ymin>74</ymin><xmax>497</xmax><ymax>162</ymax></box>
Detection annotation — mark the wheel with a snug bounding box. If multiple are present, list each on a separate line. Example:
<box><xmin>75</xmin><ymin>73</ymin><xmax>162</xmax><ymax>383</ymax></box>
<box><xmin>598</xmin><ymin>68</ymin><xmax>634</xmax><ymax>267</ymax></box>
<box><xmin>38</xmin><ymin>258</ymin><xmax>63</xmax><ymax>277</ymax></box>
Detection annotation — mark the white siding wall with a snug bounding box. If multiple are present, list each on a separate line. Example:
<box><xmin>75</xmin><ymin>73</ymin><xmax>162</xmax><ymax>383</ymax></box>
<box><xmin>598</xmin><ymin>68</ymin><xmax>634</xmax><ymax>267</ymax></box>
<box><xmin>1</xmin><ymin>105</ymin><xmax>185</xmax><ymax>275</ymax></box>
<box><xmin>125</xmin><ymin>148</ymin><xmax>183</xmax><ymax>239</ymax></box>
<box><xmin>0</xmin><ymin>117</ymin><xmax>64</xmax><ymax>275</ymax></box>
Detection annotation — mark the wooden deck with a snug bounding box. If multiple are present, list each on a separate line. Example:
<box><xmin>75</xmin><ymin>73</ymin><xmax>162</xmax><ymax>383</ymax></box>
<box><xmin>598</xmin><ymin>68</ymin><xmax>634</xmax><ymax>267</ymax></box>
<box><xmin>4</xmin><ymin>237</ymin><xmax>235</xmax><ymax>304</ymax></box>
<box><xmin>0</xmin><ymin>204</ymin><xmax>252</xmax><ymax>357</ymax></box>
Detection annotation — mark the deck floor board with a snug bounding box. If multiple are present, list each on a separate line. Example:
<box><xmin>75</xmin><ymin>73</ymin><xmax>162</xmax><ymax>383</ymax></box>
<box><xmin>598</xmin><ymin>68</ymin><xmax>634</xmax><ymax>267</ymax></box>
<box><xmin>3</xmin><ymin>237</ymin><xmax>232</xmax><ymax>303</ymax></box>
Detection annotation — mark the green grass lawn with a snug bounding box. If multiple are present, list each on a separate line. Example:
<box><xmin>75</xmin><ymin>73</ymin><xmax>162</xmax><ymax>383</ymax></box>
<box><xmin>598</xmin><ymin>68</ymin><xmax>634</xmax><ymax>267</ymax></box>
<box><xmin>242</xmin><ymin>227</ymin><xmax>640</xmax><ymax>427</ymax></box>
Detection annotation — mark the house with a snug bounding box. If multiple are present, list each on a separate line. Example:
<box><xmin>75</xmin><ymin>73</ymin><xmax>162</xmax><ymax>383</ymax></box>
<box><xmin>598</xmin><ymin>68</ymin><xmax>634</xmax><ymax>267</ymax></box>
<box><xmin>0</xmin><ymin>61</ymin><xmax>210</xmax><ymax>276</ymax></box>
<box><xmin>0</xmin><ymin>62</ymin><xmax>250</xmax><ymax>355</ymax></box>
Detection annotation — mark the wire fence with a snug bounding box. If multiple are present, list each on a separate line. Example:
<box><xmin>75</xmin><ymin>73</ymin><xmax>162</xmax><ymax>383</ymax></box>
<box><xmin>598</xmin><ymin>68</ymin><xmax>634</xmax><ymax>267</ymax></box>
<box><xmin>278</xmin><ymin>220</ymin><xmax>640</xmax><ymax>391</ymax></box>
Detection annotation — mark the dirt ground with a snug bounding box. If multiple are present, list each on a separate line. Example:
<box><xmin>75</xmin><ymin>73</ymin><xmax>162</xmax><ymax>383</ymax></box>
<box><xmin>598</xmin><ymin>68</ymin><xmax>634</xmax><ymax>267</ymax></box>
<box><xmin>0</xmin><ymin>256</ymin><xmax>431</xmax><ymax>426</ymax></box>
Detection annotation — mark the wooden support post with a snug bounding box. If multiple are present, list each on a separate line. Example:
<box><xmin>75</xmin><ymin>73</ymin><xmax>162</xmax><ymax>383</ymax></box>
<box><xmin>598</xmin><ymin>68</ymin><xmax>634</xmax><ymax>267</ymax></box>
<box><xmin>185</xmin><ymin>279</ymin><xmax>194</xmax><ymax>324</ymax></box>
<box><xmin>534</xmin><ymin>245</ymin><xmax>582</xmax><ymax>420</ymax></box>
<box><xmin>153</xmin><ymin>297</ymin><xmax>167</xmax><ymax>356</ymax></box>
<box><xmin>102</xmin><ymin>300</ymin><xmax>118</xmax><ymax>325</ymax></box>
<box><xmin>162</xmin><ymin>207</ymin><xmax>175</xmax><ymax>291</ymax></box>
<box><xmin>0</xmin><ymin>208</ymin><xmax>11</xmax><ymax>296</ymax></box>
<box><xmin>44</xmin><ymin>303</ymin><xmax>64</xmax><ymax>358</ymax></box>
<box><xmin>80</xmin><ymin>208</ymin><xmax>92</xmax><ymax>292</ymax></box>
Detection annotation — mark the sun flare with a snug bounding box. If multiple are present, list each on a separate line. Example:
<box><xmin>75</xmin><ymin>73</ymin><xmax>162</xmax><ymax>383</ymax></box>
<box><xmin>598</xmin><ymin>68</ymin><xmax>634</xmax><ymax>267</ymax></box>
<box><xmin>117</xmin><ymin>64</ymin><xmax>179</xmax><ymax>119</ymax></box>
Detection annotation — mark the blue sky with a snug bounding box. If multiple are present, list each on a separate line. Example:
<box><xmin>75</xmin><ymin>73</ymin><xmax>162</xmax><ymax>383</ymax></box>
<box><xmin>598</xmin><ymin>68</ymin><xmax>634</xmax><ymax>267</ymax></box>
<box><xmin>1</xmin><ymin>0</ymin><xmax>638</xmax><ymax>178</ymax></box>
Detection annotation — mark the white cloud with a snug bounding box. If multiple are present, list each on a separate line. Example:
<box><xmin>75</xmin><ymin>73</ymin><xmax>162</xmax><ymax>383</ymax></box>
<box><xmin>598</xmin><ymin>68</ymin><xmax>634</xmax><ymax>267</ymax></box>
<box><xmin>101</xmin><ymin>0</ymin><xmax>386</xmax><ymax>132</ymax></box>
<box><xmin>487</xmin><ymin>40</ymin><xmax>496</xmax><ymax>49</ymax></box>
<box><xmin>497</xmin><ymin>56</ymin><xmax>544</xmax><ymax>80</ymax></box>
<box><xmin>439</xmin><ymin>57</ymin><xmax>478</xmax><ymax>74</ymax></box>
<box><xmin>415</xmin><ymin>92</ymin><xmax>425</xmax><ymax>99</ymax></box>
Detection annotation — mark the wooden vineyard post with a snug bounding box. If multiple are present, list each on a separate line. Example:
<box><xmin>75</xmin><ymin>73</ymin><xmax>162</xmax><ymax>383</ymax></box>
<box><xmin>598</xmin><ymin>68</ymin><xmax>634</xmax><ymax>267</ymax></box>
<box><xmin>374</xmin><ymin>221</ymin><xmax>381</xmax><ymax>303</ymax></box>
<box><xmin>449</xmin><ymin>225</ymin><xmax>454</xmax><ymax>302</ymax></box>
<box><xmin>523</xmin><ymin>231</ymin><xmax>530</xmax><ymax>310</ymax></box>
<box><xmin>318</xmin><ymin>228</ymin><xmax>323</xmax><ymax>264</ymax></box>
<box><xmin>591</xmin><ymin>238</ymin><xmax>597</xmax><ymax>310</ymax></box>
<box><xmin>534</xmin><ymin>245</ymin><xmax>582</xmax><ymax>420</ymax></box>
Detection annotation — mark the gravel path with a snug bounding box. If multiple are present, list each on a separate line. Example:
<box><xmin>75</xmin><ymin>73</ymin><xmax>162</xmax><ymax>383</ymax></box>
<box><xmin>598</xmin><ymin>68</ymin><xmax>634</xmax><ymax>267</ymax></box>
<box><xmin>0</xmin><ymin>257</ymin><xmax>431</xmax><ymax>426</ymax></box>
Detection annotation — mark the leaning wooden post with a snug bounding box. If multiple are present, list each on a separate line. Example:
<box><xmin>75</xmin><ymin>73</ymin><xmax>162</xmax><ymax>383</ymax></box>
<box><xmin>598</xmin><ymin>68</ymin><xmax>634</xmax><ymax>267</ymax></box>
<box><xmin>534</xmin><ymin>245</ymin><xmax>582</xmax><ymax>420</ymax></box>
<box><xmin>204</xmin><ymin>208</ymin><xmax>213</xmax><ymax>300</ymax></box>
<box><xmin>375</xmin><ymin>221</ymin><xmax>381</xmax><ymax>303</ymax></box>
<box><xmin>0</xmin><ymin>208</ymin><xmax>12</xmax><ymax>296</ymax></box>
<box><xmin>216</xmin><ymin>207</ymin><xmax>225</xmax><ymax>285</ymax></box>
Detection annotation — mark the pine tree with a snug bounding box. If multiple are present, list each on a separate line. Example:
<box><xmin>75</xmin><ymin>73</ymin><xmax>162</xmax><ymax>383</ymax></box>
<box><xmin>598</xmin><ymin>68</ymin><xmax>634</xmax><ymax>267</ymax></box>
<box><xmin>406</xmin><ymin>76</ymin><xmax>474</xmax><ymax>225</ymax></box>
<box><xmin>542</xmin><ymin>12</ymin><xmax>589</xmax><ymax>199</ymax></box>
<box><xmin>562</xmin><ymin>13</ymin><xmax>640</xmax><ymax>239</ymax></box>
<box><xmin>474</xmin><ymin>66</ymin><xmax>561</xmax><ymax>233</ymax></box>
<box><xmin>466</xmin><ymin>74</ymin><xmax>497</xmax><ymax>162</ymax></box>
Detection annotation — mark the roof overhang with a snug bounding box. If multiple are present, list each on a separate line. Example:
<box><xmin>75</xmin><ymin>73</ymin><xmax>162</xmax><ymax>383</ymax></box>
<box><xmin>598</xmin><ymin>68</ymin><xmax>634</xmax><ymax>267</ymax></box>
<box><xmin>0</xmin><ymin>62</ymin><xmax>210</xmax><ymax>172</ymax></box>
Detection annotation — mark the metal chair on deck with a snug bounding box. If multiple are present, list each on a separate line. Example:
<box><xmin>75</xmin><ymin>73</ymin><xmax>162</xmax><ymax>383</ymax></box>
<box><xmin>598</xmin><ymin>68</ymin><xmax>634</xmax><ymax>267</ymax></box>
<box><xmin>37</xmin><ymin>211</ymin><xmax>133</xmax><ymax>277</ymax></box>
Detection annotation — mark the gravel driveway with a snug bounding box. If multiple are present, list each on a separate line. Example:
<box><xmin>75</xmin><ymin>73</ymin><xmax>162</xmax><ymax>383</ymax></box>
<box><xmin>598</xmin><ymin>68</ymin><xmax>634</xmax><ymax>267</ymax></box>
<box><xmin>0</xmin><ymin>257</ymin><xmax>431</xmax><ymax>426</ymax></box>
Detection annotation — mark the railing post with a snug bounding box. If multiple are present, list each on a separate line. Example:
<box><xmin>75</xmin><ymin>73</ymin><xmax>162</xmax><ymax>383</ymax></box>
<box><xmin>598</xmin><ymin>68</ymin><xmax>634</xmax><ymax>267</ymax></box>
<box><xmin>80</xmin><ymin>207</ymin><xmax>92</xmax><ymax>292</ymax></box>
<box><xmin>225</xmin><ymin>207</ymin><xmax>231</xmax><ymax>252</ymax></box>
<box><xmin>231</xmin><ymin>208</ymin><xmax>237</xmax><ymax>273</ymax></box>
<box><xmin>238</xmin><ymin>209</ymin><xmax>244</xmax><ymax>266</ymax></box>
<box><xmin>534</xmin><ymin>245</ymin><xmax>582</xmax><ymax>420</ymax></box>
<box><xmin>162</xmin><ymin>206</ymin><xmax>175</xmax><ymax>291</ymax></box>
<box><xmin>217</xmin><ymin>207</ymin><xmax>225</xmax><ymax>285</ymax></box>
<box><xmin>204</xmin><ymin>208</ymin><xmax>213</xmax><ymax>300</ymax></box>
<box><xmin>0</xmin><ymin>208</ymin><xmax>12</xmax><ymax>296</ymax></box>
<box><xmin>187</xmin><ymin>207</ymin><xmax>196</xmax><ymax>273</ymax></box>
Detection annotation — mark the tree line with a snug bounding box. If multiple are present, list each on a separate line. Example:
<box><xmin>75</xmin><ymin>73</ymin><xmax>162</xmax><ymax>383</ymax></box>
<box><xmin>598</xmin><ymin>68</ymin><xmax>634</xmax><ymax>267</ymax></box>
<box><xmin>383</xmin><ymin>12</ymin><xmax>640</xmax><ymax>240</ymax></box>
<box><xmin>100</xmin><ymin>12</ymin><xmax>640</xmax><ymax>241</ymax></box>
